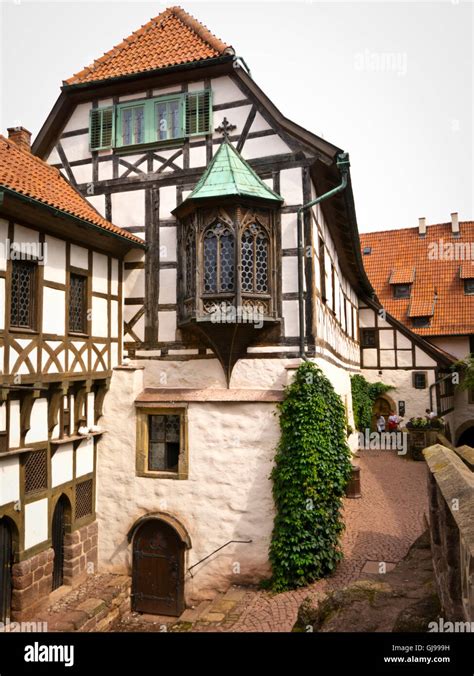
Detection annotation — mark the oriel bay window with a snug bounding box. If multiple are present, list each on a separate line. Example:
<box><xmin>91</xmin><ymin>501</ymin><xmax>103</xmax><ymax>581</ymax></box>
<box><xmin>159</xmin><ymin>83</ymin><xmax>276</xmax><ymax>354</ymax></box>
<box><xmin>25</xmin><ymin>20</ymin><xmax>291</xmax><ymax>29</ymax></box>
<box><xmin>173</xmin><ymin>137</ymin><xmax>283</xmax><ymax>381</ymax></box>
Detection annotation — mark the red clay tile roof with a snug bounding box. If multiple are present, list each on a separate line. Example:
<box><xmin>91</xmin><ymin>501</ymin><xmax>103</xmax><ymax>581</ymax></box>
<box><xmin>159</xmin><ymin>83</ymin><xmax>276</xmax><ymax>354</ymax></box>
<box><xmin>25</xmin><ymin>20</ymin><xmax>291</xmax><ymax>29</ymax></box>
<box><xmin>459</xmin><ymin>263</ymin><xmax>474</xmax><ymax>279</ymax></box>
<box><xmin>0</xmin><ymin>135</ymin><xmax>143</xmax><ymax>245</ymax></box>
<box><xmin>360</xmin><ymin>221</ymin><xmax>474</xmax><ymax>336</ymax></box>
<box><xmin>408</xmin><ymin>298</ymin><xmax>435</xmax><ymax>317</ymax></box>
<box><xmin>65</xmin><ymin>6</ymin><xmax>233</xmax><ymax>86</ymax></box>
<box><xmin>389</xmin><ymin>267</ymin><xmax>416</xmax><ymax>284</ymax></box>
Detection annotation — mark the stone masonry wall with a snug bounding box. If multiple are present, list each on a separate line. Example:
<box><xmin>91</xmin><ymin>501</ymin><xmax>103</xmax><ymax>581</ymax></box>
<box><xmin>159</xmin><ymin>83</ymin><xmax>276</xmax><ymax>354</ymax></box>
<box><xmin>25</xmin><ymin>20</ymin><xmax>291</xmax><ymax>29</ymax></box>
<box><xmin>11</xmin><ymin>549</ymin><xmax>54</xmax><ymax>620</ymax></box>
<box><xmin>63</xmin><ymin>521</ymin><xmax>98</xmax><ymax>585</ymax></box>
<box><xmin>10</xmin><ymin>521</ymin><xmax>98</xmax><ymax>620</ymax></box>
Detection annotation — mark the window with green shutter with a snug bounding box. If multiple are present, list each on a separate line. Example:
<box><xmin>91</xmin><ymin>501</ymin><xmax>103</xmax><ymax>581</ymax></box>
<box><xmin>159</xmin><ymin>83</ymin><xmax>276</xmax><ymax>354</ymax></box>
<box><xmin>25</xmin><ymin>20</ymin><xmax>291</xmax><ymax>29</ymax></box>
<box><xmin>89</xmin><ymin>107</ymin><xmax>114</xmax><ymax>151</ymax></box>
<box><xmin>90</xmin><ymin>90</ymin><xmax>212</xmax><ymax>150</ymax></box>
<box><xmin>186</xmin><ymin>91</ymin><xmax>212</xmax><ymax>136</ymax></box>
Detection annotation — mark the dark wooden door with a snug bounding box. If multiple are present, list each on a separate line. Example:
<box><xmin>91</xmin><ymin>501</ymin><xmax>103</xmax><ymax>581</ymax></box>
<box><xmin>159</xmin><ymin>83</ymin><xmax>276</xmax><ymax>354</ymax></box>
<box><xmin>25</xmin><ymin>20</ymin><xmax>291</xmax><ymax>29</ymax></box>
<box><xmin>132</xmin><ymin>520</ymin><xmax>184</xmax><ymax>616</ymax></box>
<box><xmin>372</xmin><ymin>396</ymin><xmax>392</xmax><ymax>431</ymax></box>
<box><xmin>52</xmin><ymin>498</ymin><xmax>66</xmax><ymax>591</ymax></box>
<box><xmin>0</xmin><ymin>519</ymin><xmax>12</xmax><ymax>623</ymax></box>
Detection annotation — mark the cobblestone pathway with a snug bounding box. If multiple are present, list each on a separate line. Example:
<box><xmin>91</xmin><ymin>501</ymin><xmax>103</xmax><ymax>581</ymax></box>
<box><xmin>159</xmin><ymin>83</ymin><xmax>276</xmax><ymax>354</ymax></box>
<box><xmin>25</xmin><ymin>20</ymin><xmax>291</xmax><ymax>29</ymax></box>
<box><xmin>112</xmin><ymin>450</ymin><xmax>428</xmax><ymax>633</ymax></box>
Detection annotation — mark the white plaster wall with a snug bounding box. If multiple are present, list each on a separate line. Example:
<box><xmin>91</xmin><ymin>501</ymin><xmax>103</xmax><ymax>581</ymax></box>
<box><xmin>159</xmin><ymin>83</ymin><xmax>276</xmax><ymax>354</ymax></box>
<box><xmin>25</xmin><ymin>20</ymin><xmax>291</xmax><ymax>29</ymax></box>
<box><xmin>70</xmin><ymin>244</ymin><xmax>89</xmax><ymax>270</ymax></box>
<box><xmin>160</xmin><ymin>227</ymin><xmax>177</xmax><ymax>263</ymax></box>
<box><xmin>111</xmin><ymin>190</ymin><xmax>145</xmax><ymax>229</ymax></box>
<box><xmin>158</xmin><ymin>269</ymin><xmax>177</xmax><ymax>304</ymax></box>
<box><xmin>111</xmin><ymin>259</ymin><xmax>119</xmax><ymax>296</ymax></box>
<box><xmin>279</xmin><ymin>168</ymin><xmax>303</xmax><ymax>204</ymax></box>
<box><xmin>24</xmin><ymin>499</ymin><xmax>48</xmax><ymax>550</ymax></box>
<box><xmin>282</xmin><ymin>300</ymin><xmax>299</xmax><ymax>337</ymax></box>
<box><xmin>9</xmin><ymin>400</ymin><xmax>20</xmax><ymax>448</ymax></box>
<box><xmin>111</xmin><ymin>300</ymin><xmax>119</xmax><ymax>338</ymax></box>
<box><xmin>63</xmin><ymin>102</ymin><xmax>91</xmax><ymax>133</ymax></box>
<box><xmin>43</xmin><ymin>287</ymin><xmax>65</xmax><ymax>335</ymax></box>
<box><xmin>157</xmin><ymin>311</ymin><xmax>176</xmax><ymax>342</ymax></box>
<box><xmin>92</xmin><ymin>296</ymin><xmax>108</xmax><ymax>337</ymax></box>
<box><xmin>87</xmin><ymin>392</ymin><xmax>95</xmax><ymax>429</ymax></box>
<box><xmin>97</xmin><ymin>368</ymin><xmax>280</xmax><ymax>600</ymax></box>
<box><xmin>211</xmin><ymin>76</ymin><xmax>244</xmax><ymax>106</ymax></box>
<box><xmin>0</xmin><ymin>455</ymin><xmax>20</xmax><ymax>506</ymax></box>
<box><xmin>43</xmin><ymin>236</ymin><xmax>66</xmax><ymax>284</ymax></box>
<box><xmin>0</xmin><ymin>219</ymin><xmax>9</xmax><ymax>271</ymax></box>
<box><xmin>61</xmin><ymin>134</ymin><xmax>90</xmax><ymax>163</ymax></box>
<box><xmin>281</xmin><ymin>213</ymin><xmax>297</xmax><ymax>249</ymax></box>
<box><xmin>361</xmin><ymin>368</ymin><xmax>436</xmax><ymax>420</ymax></box>
<box><xmin>25</xmin><ymin>398</ymin><xmax>48</xmax><ymax>444</ymax></box>
<box><xmin>0</xmin><ymin>278</ymin><xmax>4</xmax><ymax>331</ymax></box>
<box><xmin>92</xmin><ymin>252</ymin><xmax>108</xmax><ymax>293</ymax></box>
<box><xmin>124</xmin><ymin>268</ymin><xmax>144</xmax><ymax>298</ymax></box>
<box><xmin>76</xmin><ymin>438</ymin><xmax>94</xmax><ymax>477</ymax></box>
<box><xmin>51</xmin><ymin>443</ymin><xmax>74</xmax><ymax>487</ymax></box>
<box><xmin>428</xmin><ymin>336</ymin><xmax>470</xmax><ymax>360</ymax></box>
<box><xmin>160</xmin><ymin>186</ymin><xmax>177</xmax><ymax>219</ymax></box>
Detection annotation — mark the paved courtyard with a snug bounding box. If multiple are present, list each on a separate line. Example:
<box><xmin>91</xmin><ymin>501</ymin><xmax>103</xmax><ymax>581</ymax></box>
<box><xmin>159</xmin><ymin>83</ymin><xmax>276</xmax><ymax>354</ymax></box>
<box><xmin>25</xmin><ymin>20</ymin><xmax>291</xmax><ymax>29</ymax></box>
<box><xmin>112</xmin><ymin>449</ymin><xmax>429</xmax><ymax>633</ymax></box>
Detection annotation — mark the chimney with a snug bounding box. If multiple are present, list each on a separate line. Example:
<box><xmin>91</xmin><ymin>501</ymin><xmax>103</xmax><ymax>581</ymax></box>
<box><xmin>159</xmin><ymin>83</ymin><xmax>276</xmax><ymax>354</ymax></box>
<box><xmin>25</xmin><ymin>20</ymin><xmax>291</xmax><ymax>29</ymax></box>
<box><xmin>418</xmin><ymin>217</ymin><xmax>426</xmax><ymax>237</ymax></box>
<box><xmin>451</xmin><ymin>212</ymin><xmax>460</xmax><ymax>237</ymax></box>
<box><xmin>7</xmin><ymin>126</ymin><xmax>31</xmax><ymax>153</ymax></box>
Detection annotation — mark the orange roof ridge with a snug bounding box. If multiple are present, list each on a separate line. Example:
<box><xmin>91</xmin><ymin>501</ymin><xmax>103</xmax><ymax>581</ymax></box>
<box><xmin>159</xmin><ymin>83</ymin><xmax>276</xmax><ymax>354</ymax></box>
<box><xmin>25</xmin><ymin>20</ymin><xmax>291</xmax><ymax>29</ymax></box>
<box><xmin>0</xmin><ymin>134</ymin><xmax>143</xmax><ymax>246</ymax></box>
<box><xmin>360</xmin><ymin>221</ymin><xmax>474</xmax><ymax>239</ymax></box>
<box><xmin>64</xmin><ymin>6</ymin><xmax>233</xmax><ymax>86</ymax></box>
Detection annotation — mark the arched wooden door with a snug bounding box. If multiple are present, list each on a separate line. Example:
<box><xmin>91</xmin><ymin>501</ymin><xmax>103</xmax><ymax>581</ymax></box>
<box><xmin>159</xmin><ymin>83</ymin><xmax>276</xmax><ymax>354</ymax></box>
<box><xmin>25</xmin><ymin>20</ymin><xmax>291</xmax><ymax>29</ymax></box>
<box><xmin>372</xmin><ymin>396</ymin><xmax>392</xmax><ymax>431</ymax></box>
<box><xmin>0</xmin><ymin>519</ymin><xmax>13</xmax><ymax>623</ymax></box>
<box><xmin>52</xmin><ymin>496</ymin><xmax>68</xmax><ymax>591</ymax></box>
<box><xmin>132</xmin><ymin>520</ymin><xmax>185</xmax><ymax>617</ymax></box>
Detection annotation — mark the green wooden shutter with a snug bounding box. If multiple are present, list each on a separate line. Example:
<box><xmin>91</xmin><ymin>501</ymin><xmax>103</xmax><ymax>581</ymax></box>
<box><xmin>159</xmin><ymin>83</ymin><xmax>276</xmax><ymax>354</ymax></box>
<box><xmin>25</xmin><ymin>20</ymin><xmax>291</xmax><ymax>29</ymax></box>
<box><xmin>185</xmin><ymin>91</ymin><xmax>212</xmax><ymax>136</ymax></box>
<box><xmin>89</xmin><ymin>107</ymin><xmax>115</xmax><ymax>150</ymax></box>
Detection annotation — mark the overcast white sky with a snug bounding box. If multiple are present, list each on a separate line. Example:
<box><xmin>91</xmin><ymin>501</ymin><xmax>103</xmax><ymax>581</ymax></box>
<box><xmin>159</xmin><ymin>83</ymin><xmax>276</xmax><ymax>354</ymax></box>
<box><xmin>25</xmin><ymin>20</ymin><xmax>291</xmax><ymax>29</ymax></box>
<box><xmin>0</xmin><ymin>1</ymin><xmax>472</xmax><ymax>232</ymax></box>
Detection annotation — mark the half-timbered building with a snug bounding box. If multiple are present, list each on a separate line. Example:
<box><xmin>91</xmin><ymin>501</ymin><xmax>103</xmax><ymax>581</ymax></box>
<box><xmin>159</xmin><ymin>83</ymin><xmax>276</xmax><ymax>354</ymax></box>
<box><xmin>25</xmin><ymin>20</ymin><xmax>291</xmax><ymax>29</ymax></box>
<box><xmin>27</xmin><ymin>6</ymin><xmax>455</xmax><ymax>615</ymax></box>
<box><xmin>0</xmin><ymin>128</ymin><xmax>143</xmax><ymax>622</ymax></box>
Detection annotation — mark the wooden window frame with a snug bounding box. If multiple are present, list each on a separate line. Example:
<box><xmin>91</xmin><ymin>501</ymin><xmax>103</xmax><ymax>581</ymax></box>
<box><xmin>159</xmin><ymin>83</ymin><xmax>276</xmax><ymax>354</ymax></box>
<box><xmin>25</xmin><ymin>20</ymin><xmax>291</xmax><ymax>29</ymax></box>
<box><xmin>392</xmin><ymin>283</ymin><xmax>411</xmax><ymax>299</ymax></box>
<box><xmin>361</xmin><ymin>328</ymin><xmax>378</xmax><ymax>348</ymax></box>
<box><xmin>68</xmin><ymin>271</ymin><xmax>88</xmax><ymax>336</ymax></box>
<box><xmin>9</xmin><ymin>259</ymin><xmax>38</xmax><ymax>331</ymax></box>
<box><xmin>464</xmin><ymin>279</ymin><xmax>474</xmax><ymax>295</ymax></box>
<box><xmin>413</xmin><ymin>371</ymin><xmax>427</xmax><ymax>389</ymax></box>
<box><xmin>136</xmin><ymin>406</ymin><xmax>188</xmax><ymax>480</ymax></box>
<box><xmin>412</xmin><ymin>316</ymin><xmax>431</xmax><ymax>328</ymax></box>
<box><xmin>318</xmin><ymin>236</ymin><xmax>326</xmax><ymax>303</ymax></box>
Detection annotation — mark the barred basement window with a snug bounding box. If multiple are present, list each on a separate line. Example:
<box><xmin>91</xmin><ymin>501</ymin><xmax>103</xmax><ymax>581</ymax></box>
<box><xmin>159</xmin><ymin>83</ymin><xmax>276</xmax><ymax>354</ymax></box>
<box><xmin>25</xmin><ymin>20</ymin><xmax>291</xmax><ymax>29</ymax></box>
<box><xmin>10</xmin><ymin>260</ymin><xmax>36</xmax><ymax>329</ymax></box>
<box><xmin>24</xmin><ymin>450</ymin><xmax>48</xmax><ymax>494</ymax></box>
<box><xmin>241</xmin><ymin>224</ymin><xmax>269</xmax><ymax>293</ymax></box>
<box><xmin>69</xmin><ymin>274</ymin><xmax>87</xmax><ymax>333</ymax></box>
<box><xmin>185</xmin><ymin>91</ymin><xmax>212</xmax><ymax>136</ymax></box>
<box><xmin>413</xmin><ymin>372</ymin><xmax>427</xmax><ymax>389</ymax></box>
<box><xmin>203</xmin><ymin>224</ymin><xmax>234</xmax><ymax>293</ymax></box>
<box><xmin>89</xmin><ymin>107</ymin><xmax>114</xmax><ymax>151</ymax></box>
<box><xmin>75</xmin><ymin>479</ymin><xmax>93</xmax><ymax>519</ymax></box>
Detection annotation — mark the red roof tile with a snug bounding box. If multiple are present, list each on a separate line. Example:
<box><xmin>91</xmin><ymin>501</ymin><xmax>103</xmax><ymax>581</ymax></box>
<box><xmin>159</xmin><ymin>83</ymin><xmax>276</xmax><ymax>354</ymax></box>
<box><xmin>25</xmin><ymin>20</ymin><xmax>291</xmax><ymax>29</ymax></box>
<box><xmin>459</xmin><ymin>263</ymin><xmax>474</xmax><ymax>279</ymax></box>
<box><xmin>389</xmin><ymin>266</ymin><xmax>416</xmax><ymax>284</ymax></box>
<box><xmin>360</xmin><ymin>221</ymin><xmax>474</xmax><ymax>336</ymax></box>
<box><xmin>65</xmin><ymin>6</ymin><xmax>233</xmax><ymax>86</ymax></box>
<box><xmin>0</xmin><ymin>135</ymin><xmax>143</xmax><ymax>245</ymax></box>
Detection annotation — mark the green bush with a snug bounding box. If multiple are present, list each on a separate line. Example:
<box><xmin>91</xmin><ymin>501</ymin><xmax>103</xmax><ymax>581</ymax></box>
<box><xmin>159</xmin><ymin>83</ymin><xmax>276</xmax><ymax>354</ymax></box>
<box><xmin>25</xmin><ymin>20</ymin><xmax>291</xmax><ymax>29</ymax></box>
<box><xmin>268</xmin><ymin>361</ymin><xmax>353</xmax><ymax>592</ymax></box>
<box><xmin>351</xmin><ymin>374</ymin><xmax>393</xmax><ymax>431</ymax></box>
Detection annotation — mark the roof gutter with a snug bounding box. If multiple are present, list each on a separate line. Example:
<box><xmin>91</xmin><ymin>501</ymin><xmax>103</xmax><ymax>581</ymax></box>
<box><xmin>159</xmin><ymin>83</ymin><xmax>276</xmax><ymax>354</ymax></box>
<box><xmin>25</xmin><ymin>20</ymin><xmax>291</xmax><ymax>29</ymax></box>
<box><xmin>0</xmin><ymin>187</ymin><xmax>146</xmax><ymax>250</ymax></box>
<box><xmin>297</xmin><ymin>152</ymin><xmax>350</xmax><ymax>360</ymax></box>
<box><xmin>61</xmin><ymin>54</ymin><xmax>235</xmax><ymax>91</ymax></box>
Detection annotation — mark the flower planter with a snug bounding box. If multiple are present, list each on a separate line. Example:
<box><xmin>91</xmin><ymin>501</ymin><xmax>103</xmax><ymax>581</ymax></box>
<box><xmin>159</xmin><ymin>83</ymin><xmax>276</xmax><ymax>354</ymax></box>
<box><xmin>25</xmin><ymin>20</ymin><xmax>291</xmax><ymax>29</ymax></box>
<box><xmin>406</xmin><ymin>429</ymin><xmax>439</xmax><ymax>461</ymax></box>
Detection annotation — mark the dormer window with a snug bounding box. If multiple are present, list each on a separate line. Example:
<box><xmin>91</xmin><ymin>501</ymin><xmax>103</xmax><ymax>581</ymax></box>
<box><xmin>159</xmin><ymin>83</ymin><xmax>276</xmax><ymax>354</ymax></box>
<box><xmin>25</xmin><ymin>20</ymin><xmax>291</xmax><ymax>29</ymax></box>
<box><xmin>389</xmin><ymin>267</ymin><xmax>415</xmax><ymax>299</ymax></box>
<box><xmin>460</xmin><ymin>265</ymin><xmax>474</xmax><ymax>295</ymax></box>
<box><xmin>393</xmin><ymin>283</ymin><xmax>411</xmax><ymax>299</ymax></box>
<box><xmin>464</xmin><ymin>279</ymin><xmax>474</xmax><ymax>295</ymax></box>
<box><xmin>412</xmin><ymin>316</ymin><xmax>431</xmax><ymax>328</ymax></box>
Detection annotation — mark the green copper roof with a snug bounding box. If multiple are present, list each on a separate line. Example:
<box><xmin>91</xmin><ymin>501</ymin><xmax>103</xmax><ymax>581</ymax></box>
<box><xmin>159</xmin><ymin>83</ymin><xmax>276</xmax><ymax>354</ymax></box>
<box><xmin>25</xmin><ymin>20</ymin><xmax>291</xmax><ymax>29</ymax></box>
<box><xmin>186</xmin><ymin>141</ymin><xmax>283</xmax><ymax>203</ymax></box>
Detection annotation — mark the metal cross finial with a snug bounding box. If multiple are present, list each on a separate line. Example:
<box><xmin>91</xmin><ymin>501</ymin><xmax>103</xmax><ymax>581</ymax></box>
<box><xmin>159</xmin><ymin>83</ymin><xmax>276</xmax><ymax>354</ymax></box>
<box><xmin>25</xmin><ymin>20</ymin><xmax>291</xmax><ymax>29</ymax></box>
<box><xmin>215</xmin><ymin>117</ymin><xmax>236</xmax><ymax>140</ymax></box>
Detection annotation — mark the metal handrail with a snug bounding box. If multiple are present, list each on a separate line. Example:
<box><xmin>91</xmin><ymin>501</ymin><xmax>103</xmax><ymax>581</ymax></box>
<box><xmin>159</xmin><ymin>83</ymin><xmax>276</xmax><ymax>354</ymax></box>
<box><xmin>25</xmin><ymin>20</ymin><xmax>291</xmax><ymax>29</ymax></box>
<box><xmin>186</xmin><ymin>539</ymin><xmax>252</xmax><ymax>578</ymax></box>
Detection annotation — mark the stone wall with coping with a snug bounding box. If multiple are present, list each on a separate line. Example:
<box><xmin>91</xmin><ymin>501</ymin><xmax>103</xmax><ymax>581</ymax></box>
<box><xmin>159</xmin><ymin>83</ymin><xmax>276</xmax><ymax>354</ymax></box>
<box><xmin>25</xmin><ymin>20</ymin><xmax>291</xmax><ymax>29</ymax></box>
<box><xmin>424</xmin><ymin>443</ymin><xmax>474</xmax><ymax>622</ymax></box>
<box><xmin>63</xmin><ymin>521</ymin><xmax>98</xmax><ymax>585</ymax></box>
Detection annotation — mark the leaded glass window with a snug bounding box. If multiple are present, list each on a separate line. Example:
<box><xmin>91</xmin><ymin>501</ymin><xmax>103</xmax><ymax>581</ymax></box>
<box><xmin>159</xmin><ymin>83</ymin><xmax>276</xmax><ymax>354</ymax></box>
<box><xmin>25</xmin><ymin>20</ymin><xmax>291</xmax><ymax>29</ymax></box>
<box><xmin>10</xmin><ymin>260</ymin><xmax>36</xmax><ymax>329</ymax></box>
<box><xmin>69</xmin><ymin>273</ymin><xmax>87</xmax><ymax>333</ymax></box>
<box><xmin>121</xmin><ymin>105</ymin><xmax>145</xmax><ymax>146</ymax></box>
<box><xmin>185</xmin><ymin>229</ymin><xmax>196</xmax><ymax>298</ymax></box>
<box><xmin>156</xmin><ymin>99</ymin><xmax>181</xmax><ymax>141</ymax></box>
<box><xmin>240</xmin><ymin>224</ymin><xmax>268</xmax><ymax>294</ymax></box>
<box><xmin>148</xmin><ymin>414</ymin><xmax>181</xmax><ymax>472</ymax></box>
<box><xmin>203</xmin><ymin>224</ymin><xmax>234</xmax><ymax>294</ymax></box>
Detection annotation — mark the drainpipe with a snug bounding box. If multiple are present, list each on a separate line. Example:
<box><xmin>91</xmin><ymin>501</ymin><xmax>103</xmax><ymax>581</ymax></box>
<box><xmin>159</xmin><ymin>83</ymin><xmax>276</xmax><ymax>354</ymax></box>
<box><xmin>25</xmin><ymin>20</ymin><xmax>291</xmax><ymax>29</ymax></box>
<box><xmin>297</xmin><ymin>152</ymin><xmax>351</xmax><ymax>360</ymax></box>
